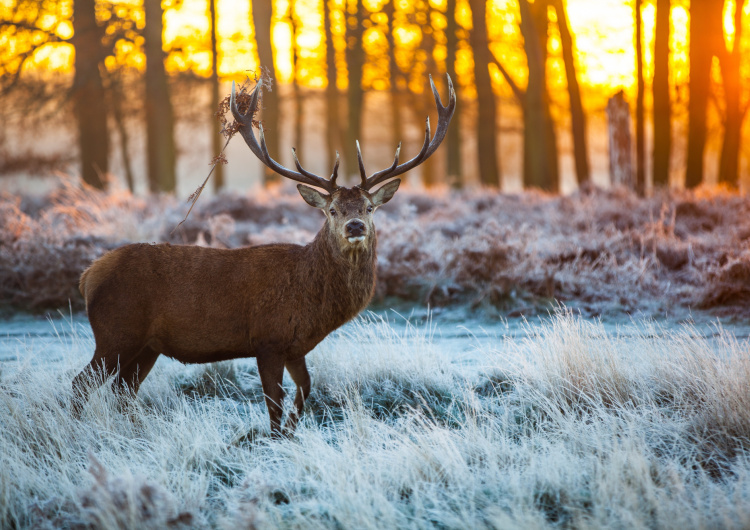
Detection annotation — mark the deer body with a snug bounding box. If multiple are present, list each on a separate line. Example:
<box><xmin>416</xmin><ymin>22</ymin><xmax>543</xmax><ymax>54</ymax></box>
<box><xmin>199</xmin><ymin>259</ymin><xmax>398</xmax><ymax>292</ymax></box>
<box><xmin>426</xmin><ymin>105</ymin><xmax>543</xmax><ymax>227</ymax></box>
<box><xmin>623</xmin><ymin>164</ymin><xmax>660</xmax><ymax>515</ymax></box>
<box><xmin>73</xmin><ymin>73</ymin><xmax>455</xmax><ymax>436</ymax></box>
<box><xmin>80</xmin><ymin>234</ymin><xmax>374</xmax><ymax>366</ymax></box>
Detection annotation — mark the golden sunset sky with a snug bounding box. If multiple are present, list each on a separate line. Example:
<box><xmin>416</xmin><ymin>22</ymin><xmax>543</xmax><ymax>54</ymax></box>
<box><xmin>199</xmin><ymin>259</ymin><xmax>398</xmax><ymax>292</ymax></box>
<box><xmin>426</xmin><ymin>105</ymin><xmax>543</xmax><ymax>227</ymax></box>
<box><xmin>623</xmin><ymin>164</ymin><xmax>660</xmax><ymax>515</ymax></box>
<box><xmin>1</xmin><ymin>0</ymin><xmax>747</xmax><ymax>107</ymax></box>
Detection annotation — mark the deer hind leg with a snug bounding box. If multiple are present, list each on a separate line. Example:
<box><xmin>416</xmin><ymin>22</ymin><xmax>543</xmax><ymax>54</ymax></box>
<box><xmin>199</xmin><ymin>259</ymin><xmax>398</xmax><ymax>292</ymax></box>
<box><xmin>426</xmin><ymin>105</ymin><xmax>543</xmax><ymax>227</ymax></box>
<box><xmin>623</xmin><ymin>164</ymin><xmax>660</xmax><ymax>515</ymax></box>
<box><xmin>257</xmin><ymin>352</ymin><xmax>286</xmax><ymax>438</ymax></box>
<box><xmin>283</xmin><ymin>357</ymin><xmax>311</xmax><ymax>435</ymax></box>
<box><xmin>114</xmin><ymin>346</ymin><xmax>160</xmax><ymax>396</ymax></box>
<box><xmin>71</xmin><ymin>348</ymin><xmax>121</xmax><ymax>417</ymax></box>
<box><xmin>71</xmin><ymin>339</ymin><xmax>144</xmax><ymax>417</ymax></box>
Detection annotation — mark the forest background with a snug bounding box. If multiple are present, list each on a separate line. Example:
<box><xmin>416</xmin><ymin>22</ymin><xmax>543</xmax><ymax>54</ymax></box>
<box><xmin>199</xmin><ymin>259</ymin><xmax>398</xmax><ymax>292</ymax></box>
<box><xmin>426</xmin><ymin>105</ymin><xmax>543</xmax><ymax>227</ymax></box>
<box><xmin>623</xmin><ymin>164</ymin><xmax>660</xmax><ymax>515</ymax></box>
<box><xmin>1</xmin><ymin>0</ymin><xmax>748</xmax><ymax>199</ymax></box>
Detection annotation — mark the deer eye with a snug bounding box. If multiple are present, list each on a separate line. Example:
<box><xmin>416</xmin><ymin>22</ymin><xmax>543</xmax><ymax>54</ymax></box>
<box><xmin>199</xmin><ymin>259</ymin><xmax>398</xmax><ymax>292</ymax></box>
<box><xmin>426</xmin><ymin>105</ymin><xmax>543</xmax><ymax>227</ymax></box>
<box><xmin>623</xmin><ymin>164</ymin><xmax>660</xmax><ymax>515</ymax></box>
<box><xmin>329</xmin><ymin>208</ymin><xmax>336</xmax><ymax>216</ymax></box>
<box><xmin>367</xmin><ymin>205</ymin><xmax>373</xmax><ymax>213</ymax></box>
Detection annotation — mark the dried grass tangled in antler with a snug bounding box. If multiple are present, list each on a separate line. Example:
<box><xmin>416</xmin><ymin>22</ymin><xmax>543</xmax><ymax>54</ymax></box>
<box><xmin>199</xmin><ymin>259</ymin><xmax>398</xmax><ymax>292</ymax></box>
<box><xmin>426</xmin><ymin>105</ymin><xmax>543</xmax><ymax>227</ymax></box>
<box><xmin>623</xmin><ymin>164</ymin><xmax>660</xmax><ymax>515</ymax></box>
<box><xmin>173</xmin><ymin>69</ymin><xmax>270</xmax><ymax>234</ymax></box>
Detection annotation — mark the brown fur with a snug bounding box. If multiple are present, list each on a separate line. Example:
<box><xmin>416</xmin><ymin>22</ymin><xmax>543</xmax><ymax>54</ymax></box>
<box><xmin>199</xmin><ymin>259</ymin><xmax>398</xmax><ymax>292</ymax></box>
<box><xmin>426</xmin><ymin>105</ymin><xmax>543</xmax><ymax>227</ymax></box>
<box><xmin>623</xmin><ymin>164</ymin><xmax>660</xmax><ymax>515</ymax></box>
<box><xmin>72</xmin><ymin>184</ymin><xmax>399</xmax><ymax>436</ymax></box>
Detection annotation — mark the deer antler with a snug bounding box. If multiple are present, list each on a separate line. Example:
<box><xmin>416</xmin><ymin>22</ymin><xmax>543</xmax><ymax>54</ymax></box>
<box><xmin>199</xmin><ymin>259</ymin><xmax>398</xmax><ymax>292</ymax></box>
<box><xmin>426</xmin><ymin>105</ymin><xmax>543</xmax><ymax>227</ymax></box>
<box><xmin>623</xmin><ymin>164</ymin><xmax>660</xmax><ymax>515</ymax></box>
<box><xmin>357</xmin><ymin>73</ymin><xmax>456</xmax><ymax>191</ymax></box>
<box><xmin>231</xmin><ymin>80</ymin><xmax>340</xmax><ymax>193</ymax></box>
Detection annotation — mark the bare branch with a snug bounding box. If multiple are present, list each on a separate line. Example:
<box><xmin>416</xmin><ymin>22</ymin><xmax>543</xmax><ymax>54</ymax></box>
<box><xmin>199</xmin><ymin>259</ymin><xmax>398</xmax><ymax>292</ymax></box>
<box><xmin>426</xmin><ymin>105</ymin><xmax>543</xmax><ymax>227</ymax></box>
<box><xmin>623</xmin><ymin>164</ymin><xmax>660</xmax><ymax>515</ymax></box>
<box><xmin>489</xmin><ymin>53</ymin><xmax>525</xmax><ymax>104</ymax></box>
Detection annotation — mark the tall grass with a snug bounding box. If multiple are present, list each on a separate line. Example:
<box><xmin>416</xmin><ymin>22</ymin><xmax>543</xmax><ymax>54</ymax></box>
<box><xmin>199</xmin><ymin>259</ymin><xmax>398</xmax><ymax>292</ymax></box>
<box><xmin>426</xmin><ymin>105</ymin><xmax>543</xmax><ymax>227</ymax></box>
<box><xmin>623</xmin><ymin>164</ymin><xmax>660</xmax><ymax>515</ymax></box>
<box><xmin>1</xmin><ymin>310</ymin><xmax>750</xmax><ymax>528</ymax></box>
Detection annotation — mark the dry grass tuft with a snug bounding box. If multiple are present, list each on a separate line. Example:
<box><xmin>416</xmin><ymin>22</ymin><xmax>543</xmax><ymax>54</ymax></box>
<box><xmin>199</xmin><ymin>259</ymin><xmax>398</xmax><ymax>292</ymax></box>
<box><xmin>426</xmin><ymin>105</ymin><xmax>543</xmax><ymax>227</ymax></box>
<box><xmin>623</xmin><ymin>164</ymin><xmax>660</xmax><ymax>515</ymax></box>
<box><xmin>76</xmin><ymin>455</ymin><xmax>195</xmax><ymax>529</ymax></box>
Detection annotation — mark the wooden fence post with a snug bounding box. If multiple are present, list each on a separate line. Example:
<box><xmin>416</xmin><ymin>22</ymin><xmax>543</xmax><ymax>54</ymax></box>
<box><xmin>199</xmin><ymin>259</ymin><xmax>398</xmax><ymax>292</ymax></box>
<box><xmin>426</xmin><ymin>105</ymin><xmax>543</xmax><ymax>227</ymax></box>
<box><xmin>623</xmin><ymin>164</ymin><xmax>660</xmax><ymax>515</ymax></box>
<box><xmin>606</xmin><ymin>90</ymin><xmax>634</xmax><ymax>191</ymax></box>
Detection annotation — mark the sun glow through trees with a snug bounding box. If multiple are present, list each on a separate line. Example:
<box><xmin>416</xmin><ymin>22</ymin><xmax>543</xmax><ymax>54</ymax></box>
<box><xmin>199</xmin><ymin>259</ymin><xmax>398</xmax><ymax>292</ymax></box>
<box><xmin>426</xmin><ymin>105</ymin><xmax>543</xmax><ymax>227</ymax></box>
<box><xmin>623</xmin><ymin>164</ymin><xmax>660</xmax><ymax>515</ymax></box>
<box><xmin>3</xmin><ymin>0</ymin><xmax>737</xmax><ymax>107</ymax></box>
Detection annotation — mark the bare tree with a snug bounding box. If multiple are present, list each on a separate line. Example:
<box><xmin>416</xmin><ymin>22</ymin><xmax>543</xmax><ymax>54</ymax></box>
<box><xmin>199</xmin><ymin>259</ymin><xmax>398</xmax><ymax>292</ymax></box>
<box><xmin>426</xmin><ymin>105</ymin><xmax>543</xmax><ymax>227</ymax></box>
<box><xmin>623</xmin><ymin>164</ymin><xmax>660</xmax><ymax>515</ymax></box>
<box><xmin>552</xmin><ymin>0</ymin><xmax>589</xmax><ymax>187</ymax></box>
<box><xmin>685</xmin><ymin>0</ymin><xmax>724</xmax><ymax>189</ymax></box>
<box><xmin>98</xmin><ymin>1</ymin><xmax>143</xmax><ymax>192</ymax></box>
<box><xmin>718</xmin><ymin>0</ymin><xmax>747</xmax><ymax>189</ymax></box>
<box><xmin>634</xmin><ymin>0</ymin><xmax>645</xmax><ymax>195</ymax></box>
<box><xmin>469</xmin><ymin>0</ymin><xmax>500</xmax><ymax>187</ymax></box>
<box><xmin>1</xmin><ymin>3</ymin><xmax>55</xmax><ymax>88</ymax></box>
<box><xmin>106</xmin><ymin>72</ymin><xmax>135</xmax><ymax>192</ymax></box>
<box><xmin>418</xmin><ymin>2</ymin><xmax>440</xmax><ymax>187</ymax></box>
<box><xmin>144</xmin><ymin>0</ymin><xmax>176</xmax><ymax>193</ymax></box>
<box><xmin>72</xmin><ymin>0</ymin><xmax>109</xmax><ymax>189</ymax></box>
<box><xmin>291</xmin><ymin>1</ymin><xmax>303</xmax><ymax>160</ymax></box>
<box><xmin>652</xmin><ymin>0</ymin><xmax>671</xmax><ymax>188</ymax></box>
<box><xmin>251</xmin><ymin>0</ymin><xmax>280</xmax><ymax>185</ymax></box>
<box><xmin>607</xmin><ymin>91</ymin><xmax>634</xmax><ymax>189</ymax></box>
<box><xmin>495</xmin><ymin>0</ymin><xmax>558</xmax><ymax>191</ymax></box>
<box><xmin>210</xmin><ymin>0</ymin><xmax>224</xmax><ymax>192</ymax></box>
<box><xmin>1</xmin><ymin>2</ymin><xmax>152</xmax><ymax>187</ymax></box>
<box><xmin>384</xmin><ymin>0</ymin><xmax>404</xmax><ymax>172</ymax></box>
<box><xmin>344</xmin><ymin>0</ymin><xmax>366</xmax><ymax>180</ymax></box>
<box><xmin>323</xmin><ymin>0</ymin><xmax>342</xmax><ymax>172</ymax></box>
<box><xmin>445</xmin><ymin>0</ymin><xmax>462</xmax><ymax>187</ymax></box>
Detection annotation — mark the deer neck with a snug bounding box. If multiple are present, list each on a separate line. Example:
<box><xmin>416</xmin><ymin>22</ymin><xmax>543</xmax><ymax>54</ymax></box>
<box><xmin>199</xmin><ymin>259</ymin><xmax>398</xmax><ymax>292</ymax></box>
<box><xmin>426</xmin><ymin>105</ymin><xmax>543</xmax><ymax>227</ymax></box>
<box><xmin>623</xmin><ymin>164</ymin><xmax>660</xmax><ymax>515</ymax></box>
<box><xmin>307</xmin><ymin>224</ymin><xmax>377</xmax><ymax>316</ymax></box>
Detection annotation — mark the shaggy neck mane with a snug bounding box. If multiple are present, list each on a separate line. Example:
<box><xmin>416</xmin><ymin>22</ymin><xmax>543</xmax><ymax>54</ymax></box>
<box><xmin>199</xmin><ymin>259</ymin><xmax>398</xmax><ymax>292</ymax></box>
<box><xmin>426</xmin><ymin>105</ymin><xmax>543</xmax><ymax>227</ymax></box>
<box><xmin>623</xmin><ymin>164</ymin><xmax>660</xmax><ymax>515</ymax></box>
<box><xmin>305</xmin><ymin>220</ymin><xmax>378</xmax><ymax>321</ymax></box>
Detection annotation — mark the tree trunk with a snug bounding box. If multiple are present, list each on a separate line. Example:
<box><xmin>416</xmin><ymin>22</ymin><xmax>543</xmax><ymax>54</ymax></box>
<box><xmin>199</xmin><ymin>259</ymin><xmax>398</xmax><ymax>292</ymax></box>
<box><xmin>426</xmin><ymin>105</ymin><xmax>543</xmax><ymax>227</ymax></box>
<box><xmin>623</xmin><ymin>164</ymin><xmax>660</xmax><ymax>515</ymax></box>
<box><xmin>718</xmin><ymin>0</ymin><xmax>745</xmax><ymax>189</ymax></box>
<box><xmin>72</xmin><ymin>0</ymin><xmax>109</xmax><ymax>190</ymax></box>
<box><xmin>520</xmin><ymin>0</ymin><xmax>557</xmax><ymax>191</ymax></box>
<box><xmin>144</xmin><ymin>0</ymin><xmax>176</xmax><ymax>193</ymax></box>
<box><xmin>553</xmin><ymin>0</ymin><xmax>589</xmax><ymax>187</ymax></box>
<box><xmin>532</xmin><ymin>0</ymin><xmax>559</xmax><ymax>190</ymax></box>
<box><xmin>344</xmin><ymin>1</ymin><xmax>366</xmax><ymax>181</ymax></box>
<box><xmin>652</xmin><ymin>0</ymin><xmax>671</xmax><ymax>188</ymax></box>
<box><xmin>634</xmin><ymin>0</ymin><xmax>645</xmax><ymax>195</ymax></box>
<box><xmin>252</xmin><ymin>0</ymin><xmax>280</xmax><ymax>185</ymax></box>
<box><xmin>324</xmin><ymin>0</ymin><xmax>342</xmax><ymax>172</ymax></box>
<box><xmin>685</xmin><ymin>0</ymin><xmax>724</xmax><ymax>189</ymax></box>
<box><xmin>607</xmin><ymin>91</ymin><xmax>634</xmax><ymax>189</ymax></box>
<box><xmin>384</xmin><ymin>1</ymin><xmax>404</xmax><ymax>169</ymax></box>
<box><xmin>210</xmin><ymin>0</ymin><xmax>224</xmax><ymax>192</ymax></box>
<box><xmin>420</xmin><ymin>3</ymin><xmax>439</xmax><ymax>187</ymax></box>
<box><xmin>291</xmin><ymin>1</ymin><xmax>303</xmax><ymax>160</ymax></box>
<box><xmin>445</xmin><ymin>0</ymin><xmax>462</xmax><ymax>188</ymax></box>
<box><xmin>469</xmin><ymin>0</ymin><xmax>500</xmax><ymax>187</ymax></box>
<box><xmin>108</xmin><ymin>74</ymin><xmax>135</xmax><ymax>192</ymax></box>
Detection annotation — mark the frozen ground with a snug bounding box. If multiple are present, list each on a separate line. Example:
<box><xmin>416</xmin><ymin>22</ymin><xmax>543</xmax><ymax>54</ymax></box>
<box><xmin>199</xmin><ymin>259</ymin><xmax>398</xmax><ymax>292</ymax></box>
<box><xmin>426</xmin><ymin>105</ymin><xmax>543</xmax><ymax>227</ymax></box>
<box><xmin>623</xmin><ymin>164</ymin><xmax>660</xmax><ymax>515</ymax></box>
<box><xmin>3</xmin><ymin>184</ymin><xmax>750</xmax><ymax>527</ymax></box>
<box><xmin>2</xmin><ymin>305</ymin><xmax>749</xmax><ymax>368</ymax></box>
<box><xmin>0</xmin><ymin>309</ymin><xmax>612</xmax><ymax>365</ymax></box>
<box><xmin>2</xmin><ymin>308</ymin><xmax>750</xmax><ymax>528</ymax></box>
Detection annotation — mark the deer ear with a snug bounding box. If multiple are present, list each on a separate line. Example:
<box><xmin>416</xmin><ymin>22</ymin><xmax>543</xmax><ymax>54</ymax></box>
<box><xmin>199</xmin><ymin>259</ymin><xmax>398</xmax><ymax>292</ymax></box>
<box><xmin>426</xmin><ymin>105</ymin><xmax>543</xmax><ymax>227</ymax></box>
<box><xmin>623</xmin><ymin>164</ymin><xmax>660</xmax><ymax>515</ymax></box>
<box><xmin>371</xmin><ymin>179</ymin><xmax>401</xmax><ymax>207</ymax></box>
<box><xmin>297</xmin><ymin>184</ymin><xmax>329</xmax><ymax>209</ymax></box>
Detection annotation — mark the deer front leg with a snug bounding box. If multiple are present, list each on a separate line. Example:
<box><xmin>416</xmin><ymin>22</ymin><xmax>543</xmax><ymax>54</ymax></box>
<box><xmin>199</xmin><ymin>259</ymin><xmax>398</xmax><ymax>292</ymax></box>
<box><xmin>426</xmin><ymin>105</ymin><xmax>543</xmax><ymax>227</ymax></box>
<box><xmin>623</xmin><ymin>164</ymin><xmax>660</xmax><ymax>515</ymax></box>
<box><xmin>257</xmin><ymin>352</ymin><xmax>285</xmax><ymax>437</ymax></box>
<box><xmin>283</xmin><ymin>357</ymin><xmax>311</xmax><ymax>435</ymax></box>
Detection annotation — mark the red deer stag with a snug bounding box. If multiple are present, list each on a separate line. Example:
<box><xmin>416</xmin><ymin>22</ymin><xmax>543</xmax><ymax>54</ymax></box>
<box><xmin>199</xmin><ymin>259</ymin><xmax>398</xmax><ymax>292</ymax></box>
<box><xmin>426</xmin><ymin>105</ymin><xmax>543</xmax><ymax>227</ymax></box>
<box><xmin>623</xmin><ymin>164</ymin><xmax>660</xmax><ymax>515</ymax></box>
<box><xmin>73</xmin><ymin>74</ymin><xmax>455</xmax><ymax>436</ymax></box>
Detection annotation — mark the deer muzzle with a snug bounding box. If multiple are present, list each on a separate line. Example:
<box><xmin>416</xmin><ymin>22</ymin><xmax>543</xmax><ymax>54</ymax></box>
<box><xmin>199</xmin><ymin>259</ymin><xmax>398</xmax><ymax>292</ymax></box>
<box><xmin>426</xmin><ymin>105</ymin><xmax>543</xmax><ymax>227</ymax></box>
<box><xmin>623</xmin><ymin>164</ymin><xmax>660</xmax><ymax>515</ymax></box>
<box><xmin>345</xmin><ymin>219</ymin><xmax>366</xmax><ymax>243</ymax></box>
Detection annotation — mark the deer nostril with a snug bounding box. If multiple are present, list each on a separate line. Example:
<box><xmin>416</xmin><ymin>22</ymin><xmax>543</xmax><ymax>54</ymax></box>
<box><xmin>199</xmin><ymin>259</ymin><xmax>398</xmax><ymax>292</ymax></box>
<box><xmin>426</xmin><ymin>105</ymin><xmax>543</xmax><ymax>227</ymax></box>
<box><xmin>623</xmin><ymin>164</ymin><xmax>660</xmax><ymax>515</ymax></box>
<box><xmin>346</xmin><ymin>219</ymin><xmax>365</xmax><ymax>236</ymax></box>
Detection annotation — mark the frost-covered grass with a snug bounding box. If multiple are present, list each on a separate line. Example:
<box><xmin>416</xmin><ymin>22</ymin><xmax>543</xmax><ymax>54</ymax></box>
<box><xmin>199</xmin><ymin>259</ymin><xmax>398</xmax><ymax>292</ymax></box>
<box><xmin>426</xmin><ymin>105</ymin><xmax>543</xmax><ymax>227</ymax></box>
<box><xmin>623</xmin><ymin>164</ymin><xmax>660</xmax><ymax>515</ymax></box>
<box><xmin>3</xmin><ymin>181</ymin><xmax>750</xmax><ymax>315</ymax></box>
<box><xmin>2</xmin><ymin>310</ymin><xmax>750</xmax><ymax>528</ymax></box>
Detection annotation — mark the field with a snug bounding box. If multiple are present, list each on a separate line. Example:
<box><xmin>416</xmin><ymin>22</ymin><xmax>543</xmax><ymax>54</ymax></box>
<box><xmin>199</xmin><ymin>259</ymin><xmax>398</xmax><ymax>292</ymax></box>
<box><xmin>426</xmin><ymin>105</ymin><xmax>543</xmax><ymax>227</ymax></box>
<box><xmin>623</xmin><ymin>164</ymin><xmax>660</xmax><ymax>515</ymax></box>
<box><xmin>2</xmin><ymin>184</ymin><xmax>750</xmax><ymax>528</ymax></box>
<box><xmin>3</xmin><ymin>180</ymin><xmax>750</xmax><ymax>316</ymax></box>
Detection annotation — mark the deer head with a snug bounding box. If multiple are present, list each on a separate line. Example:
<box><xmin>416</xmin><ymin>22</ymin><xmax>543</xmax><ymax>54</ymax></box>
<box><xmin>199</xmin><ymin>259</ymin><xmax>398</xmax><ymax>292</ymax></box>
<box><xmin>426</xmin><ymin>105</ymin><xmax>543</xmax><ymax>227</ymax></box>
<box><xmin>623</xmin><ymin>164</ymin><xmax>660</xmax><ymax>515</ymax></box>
<box><xmin>295</xmin><ymin>183</ymin><xmax>399</xmax><ymax>257</ymax></box>
<box><xmin>230</xmin><ymin>73</ymin><xmax>456</xmax><ymax>255</ymax></box>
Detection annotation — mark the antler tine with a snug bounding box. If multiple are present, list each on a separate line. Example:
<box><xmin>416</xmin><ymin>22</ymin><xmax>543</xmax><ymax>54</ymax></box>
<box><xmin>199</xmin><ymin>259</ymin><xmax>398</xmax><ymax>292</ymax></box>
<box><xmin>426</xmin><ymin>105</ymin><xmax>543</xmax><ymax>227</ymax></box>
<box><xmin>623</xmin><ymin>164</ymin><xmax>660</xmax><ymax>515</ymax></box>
<box><xmin>384</xmin><ymin>143</ymin><xmax>402</xmax><ymax>175</ymax></box>
<box><xmin>291</xmin><ymin>147</ymin><xmax>324</xmax><ymax>181</ymax></box>
<box><xmin>360</xmin><ymin>73</ymin><xmax>457</xmax><ymax>190</ymax></box>
<box><xmin>356</xmin><ymin>140</ymin><xmax>368</xmax><ymax>188</ymax></box>
<box><xmin>365</xmin><ymin>115</ymin><xmax>431</xmax><ymax>189</ymax></box>
<box><xmin>230</xmin><ymin>79</ymin><xmax>339</xmax><ymax>193</ymax></box>
<box><xmin>231</xmin><ymin>80</ymin><xmax>263</xmax><ymax>160</ymax></box>
<box><xmin>330</xmin><ymin>152</ymin><xmax>341</xmax><ymax>188</ymax></box>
